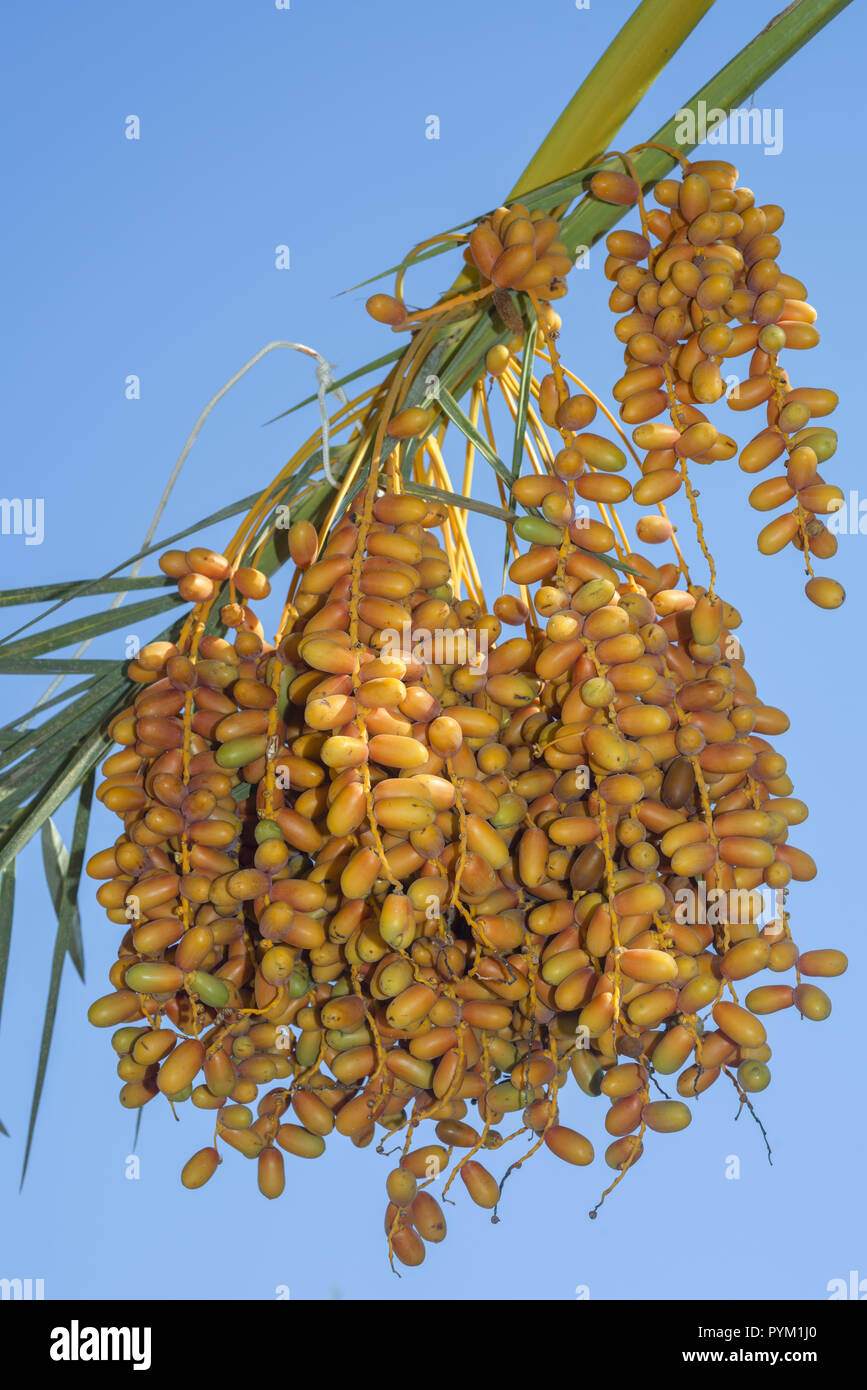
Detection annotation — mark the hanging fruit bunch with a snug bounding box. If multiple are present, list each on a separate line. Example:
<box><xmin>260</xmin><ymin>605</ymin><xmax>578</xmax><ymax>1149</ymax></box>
<box><xmin>85</xmin><ymin>152</ymin><xmax>848</xmax><ymax>1271</ymax></box>
<box><xmin>591</xmin><ymin>157</ymin><xmax>844</xmax><ymax>606</ymax></box>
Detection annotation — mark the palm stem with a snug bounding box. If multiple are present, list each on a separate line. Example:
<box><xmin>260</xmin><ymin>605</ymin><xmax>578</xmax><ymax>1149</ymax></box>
<box><xmin>509</xmin><ymin>0</ymin><xmax>717</xmax><ymax>198</ymax></box>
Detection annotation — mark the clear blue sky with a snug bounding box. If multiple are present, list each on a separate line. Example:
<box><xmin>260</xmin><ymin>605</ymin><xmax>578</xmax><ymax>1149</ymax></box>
<box><xmin>1</xmin><ymin>0</ymin><xmax>863</xmax><ymax>1301</ymax></box>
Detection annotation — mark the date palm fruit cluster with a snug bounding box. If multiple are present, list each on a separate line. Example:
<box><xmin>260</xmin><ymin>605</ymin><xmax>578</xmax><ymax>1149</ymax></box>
<box><xmin>462</xmin><ymin>204</ymin><xmax>573</xmax><ymax>299</ymax></box>
<box><xmin>591</xmin><ymin>159</ymin><xmax>845</xmax><ymax>610</ymax></box>
<box><xmin>86</xmin><ymin>497</ymin><xmax>847</xmax><ymax>1266</ymax></box>
<box><xmin>86</xmin><ymin>151</ymin><xmax>848</xmax><ymax>1268</ymax></box>
<box><xmin>365</xmin><ymin>203</ymin><xmax>571</xmax><ymax>341</ymax></box>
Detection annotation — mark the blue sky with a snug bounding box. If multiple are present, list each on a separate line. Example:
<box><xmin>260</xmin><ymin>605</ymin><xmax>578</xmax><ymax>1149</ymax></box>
<box><xmin>1</xmin><ymin>0</ymin><xmax>863</xmax><ymax>1301</ymax></box>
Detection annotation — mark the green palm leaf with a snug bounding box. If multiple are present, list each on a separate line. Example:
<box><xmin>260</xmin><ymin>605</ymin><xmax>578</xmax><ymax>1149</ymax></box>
<box><xmin>41</xmin><ymin>775</ymin><xmax>94</xmax><ymax>983</ymax></box>
<box><xmin>0</xmin><ymin>677</ymin><xmax>95</xmax><ymax>734</ymax></box>
<box><xmin>0</xmin><ymin>723</ymin><xmax>111</xmax><ymax>881</ymax></box>
<box><xmin>0</xmin><ymin>592</ymin><xmax>183</xmax><ymax>659</ymax></box>
<box><xmin>0</xmin><ymin>863</ymin><xmax>15</xmax><ymax>1138</ymax></box>
<box><xmin>0</xmin><ymin>576</ymin><xmax>172</xmax><ymax>609</ymax></box>
<box><xmin>503</xmin><ymin>314</ymin><xmax>539</xmax><ymax>572</ymax></box>
<box><xmin>0</xmin><ymin>658</ymin><xmax>123</xmax><ymax>676</ymax></box>
<box><xmin>0</xmin><ymin>488</ymin><xmax>277</xmax><ymax>647</ymax></box>
<box><xmin>0</xmin><ymin>676</ymin><xmax>125</xmax><ymax>817</ymax></box>
<box><xmin>20</xmin><ymin>913</ymin><xmax>74</xmax><ymax>1184</ymax></box>
<box><xmin>0</xmin><ymin>675</ymin><xmax>117</xmax><ymax>773</ymax></box>
<box><xmin>0</xmin><ymin>861</ymin><xmax>14</xmax><ymax>1028</ymax></box>
<box><xmin>434</xmin><ymin>387</ymin><xmax>511</xmax><ymax>489</ymax></box>
<box><xmin>402</xmin><ymin>481</ymin><xmax>514</xmax><ymax>522</ymax></box>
